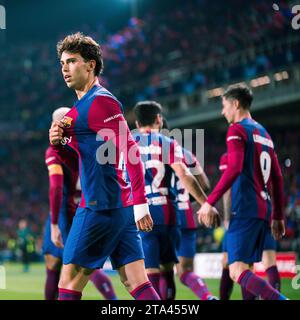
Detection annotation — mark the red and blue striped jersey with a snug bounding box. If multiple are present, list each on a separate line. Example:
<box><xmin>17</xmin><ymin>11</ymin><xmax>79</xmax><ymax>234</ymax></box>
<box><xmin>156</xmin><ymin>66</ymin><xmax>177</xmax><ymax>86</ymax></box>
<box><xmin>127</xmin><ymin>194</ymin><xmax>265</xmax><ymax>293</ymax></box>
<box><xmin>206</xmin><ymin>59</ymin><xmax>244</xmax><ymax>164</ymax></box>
<box><xmin>171</xmin><ymin>148</ymin><xmax>200</xmax><ymax>229</ymax></box>
<box><xmin>133</xmin><ymin>131</ymin><xmax>183</xmax><ymax>225</ymax></box>
<box><xmin>55</xmin><ymin>84</ymin><xmax>147</xmax><ymax>211</ymax></box>
<box><xmin>207</xmin><ymin>118</ymin><xmax>284</xmax><ymax>221</ymax></box>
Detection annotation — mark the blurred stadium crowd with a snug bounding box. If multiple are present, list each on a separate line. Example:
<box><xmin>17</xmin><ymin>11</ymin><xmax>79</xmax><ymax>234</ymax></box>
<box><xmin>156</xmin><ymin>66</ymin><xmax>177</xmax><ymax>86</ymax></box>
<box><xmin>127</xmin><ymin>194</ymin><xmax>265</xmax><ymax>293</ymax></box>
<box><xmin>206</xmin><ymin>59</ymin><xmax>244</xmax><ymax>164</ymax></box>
<box><xmin>0</xmin><ymin>0</ymin><xmax>299</xmax><ymax>261</ymax></box>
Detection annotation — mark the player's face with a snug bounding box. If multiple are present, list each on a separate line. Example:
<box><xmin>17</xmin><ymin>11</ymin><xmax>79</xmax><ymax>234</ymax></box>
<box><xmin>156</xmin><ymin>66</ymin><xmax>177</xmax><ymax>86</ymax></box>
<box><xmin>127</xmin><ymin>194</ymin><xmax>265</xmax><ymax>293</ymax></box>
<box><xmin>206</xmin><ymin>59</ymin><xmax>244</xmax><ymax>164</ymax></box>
<box><xmin>221</xmin><ymin>97</ymin><xmax>235</xmax><ymax>123</ymax></box>
<box><xmin>60</xmin><ymin>51</ymin><xmax>91</xmax><ymax>89</ymax></box>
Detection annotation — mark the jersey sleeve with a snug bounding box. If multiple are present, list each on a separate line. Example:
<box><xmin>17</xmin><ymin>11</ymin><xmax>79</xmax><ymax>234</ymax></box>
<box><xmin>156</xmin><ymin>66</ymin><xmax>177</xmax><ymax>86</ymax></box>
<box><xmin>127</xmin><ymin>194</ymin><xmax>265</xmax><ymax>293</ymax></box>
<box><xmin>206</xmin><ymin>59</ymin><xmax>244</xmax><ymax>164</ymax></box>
<box><xmin>45</xmin><ymin>147</ymin><xmax>64</xmax><ymax>224</ymax></box>
<box><xmin>219</xmin><ymin>153</ymin><xmax>228</xmax><ymax>173</ymax></box>
<box><xmin>207</xmin><ymin>124</ymin><xmax>247</xmax><ymax>206</ymax></box>
<box><xmin>49</xmin><ymin>144</ymin><xmax>78</xmax><ymax>173</ymax></box>
<box><xmin>169</xmin><ymin>139</ymin><xmax>184</xmax><ymax>164</ymax></box>
<box><xmin>87</xmin><ymin>96</ymin><xmax>149</xmax><ymax>212</ymax></box>
<box><xmin>184</xmin><ymin>149</ymin><xmax>204</xmax><ymax>175</ymax></box>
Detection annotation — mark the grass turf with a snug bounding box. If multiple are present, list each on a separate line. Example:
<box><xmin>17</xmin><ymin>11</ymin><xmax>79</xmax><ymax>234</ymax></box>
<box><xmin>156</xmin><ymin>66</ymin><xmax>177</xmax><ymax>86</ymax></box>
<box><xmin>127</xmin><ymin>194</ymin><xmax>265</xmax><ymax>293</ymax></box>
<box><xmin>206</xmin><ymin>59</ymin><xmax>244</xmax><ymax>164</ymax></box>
<box><xmin>0</xmin><ymin>262</ymin><xmax>299</xmax><ymax>300</ymax></box>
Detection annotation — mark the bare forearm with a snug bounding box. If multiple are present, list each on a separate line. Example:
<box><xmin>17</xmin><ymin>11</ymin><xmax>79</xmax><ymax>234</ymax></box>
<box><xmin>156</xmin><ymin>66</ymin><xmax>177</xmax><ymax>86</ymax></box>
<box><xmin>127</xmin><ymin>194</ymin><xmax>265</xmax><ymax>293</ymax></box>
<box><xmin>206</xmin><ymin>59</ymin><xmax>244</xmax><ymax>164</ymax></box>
<box><xmin>180</xmin><ymin>173</ymin><xmax>207</xmax><ymax>205</ymax></box>
<box><xmin>222</xmin><ymin>189</ymin><xmax>231</xmax><ymax>221</ymax></box>
<box><xmin>195</xmin><ymin>173</ymin><xmax>211</xmax><ymax>193</ymax></box>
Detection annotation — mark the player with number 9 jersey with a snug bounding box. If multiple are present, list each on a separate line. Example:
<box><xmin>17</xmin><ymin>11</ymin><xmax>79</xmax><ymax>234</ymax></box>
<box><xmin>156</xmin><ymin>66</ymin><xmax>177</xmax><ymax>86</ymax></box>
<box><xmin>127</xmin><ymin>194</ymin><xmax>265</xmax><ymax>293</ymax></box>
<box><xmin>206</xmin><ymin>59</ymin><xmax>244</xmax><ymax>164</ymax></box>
<box><xmin>200</xmin><ymin>84</ymin><xmax>287</xmax><ymax>300</ymax></box>
<box><xmin>207</xmin><ymin>118</ymin><xmax>282</xmax><ymax>222</ymax></box>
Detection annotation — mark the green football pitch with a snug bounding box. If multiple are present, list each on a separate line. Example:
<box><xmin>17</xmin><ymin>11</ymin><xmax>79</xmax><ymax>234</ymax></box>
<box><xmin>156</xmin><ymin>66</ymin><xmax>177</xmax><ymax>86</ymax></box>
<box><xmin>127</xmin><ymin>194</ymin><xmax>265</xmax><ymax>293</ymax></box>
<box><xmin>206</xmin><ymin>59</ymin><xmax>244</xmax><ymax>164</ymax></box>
<box><xmin>0</xmin><ymin>262</ymin><xmax>299</xmax><ymax>300</ymax></box>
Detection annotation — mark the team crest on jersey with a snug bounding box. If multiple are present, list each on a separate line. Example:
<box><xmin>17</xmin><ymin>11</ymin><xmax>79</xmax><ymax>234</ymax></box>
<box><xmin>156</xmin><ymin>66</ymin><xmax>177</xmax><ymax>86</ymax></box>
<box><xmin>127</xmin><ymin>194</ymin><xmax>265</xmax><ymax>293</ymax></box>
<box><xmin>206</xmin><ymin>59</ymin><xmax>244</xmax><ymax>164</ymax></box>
<box><xmin>61</xmin><ymin>116</ymin><xmax>73</xmax><ymax>128</ymax></box>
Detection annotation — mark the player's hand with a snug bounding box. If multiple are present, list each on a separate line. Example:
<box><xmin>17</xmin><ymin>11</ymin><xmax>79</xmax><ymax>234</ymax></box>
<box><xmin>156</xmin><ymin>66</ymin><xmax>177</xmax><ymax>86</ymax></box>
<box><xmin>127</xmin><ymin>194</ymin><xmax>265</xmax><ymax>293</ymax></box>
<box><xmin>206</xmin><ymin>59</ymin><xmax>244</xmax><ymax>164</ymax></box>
<box><xmin>51</xmin><ymin>224</ymin><xmax>64</xmax><ymax>248</ymax></box>
<box><xmin>197</xmin><ymin>202</ymin><xmax>221</xmax><ymax>228</ymax></box>
<box><xmin>271</xmin><ymin>219</ymin><xmax>285</xmax><ymax>241</ymax></box>
<box><xmin>49</xmin><ymin>120</ymin><xmax>64</xmax><ymax>145</ymax></box>
<box><xmin>136</xmin><ymin>214</ymin><xmax>153</xmax><ymax>232</ymax></box>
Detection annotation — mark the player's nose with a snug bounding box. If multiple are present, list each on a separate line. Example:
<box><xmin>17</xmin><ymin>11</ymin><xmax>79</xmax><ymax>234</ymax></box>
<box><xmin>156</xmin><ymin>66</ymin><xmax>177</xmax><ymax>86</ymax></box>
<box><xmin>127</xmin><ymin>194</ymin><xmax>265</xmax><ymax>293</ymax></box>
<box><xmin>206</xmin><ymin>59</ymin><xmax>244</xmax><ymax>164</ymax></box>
<box><xmin>62</xmin><ymin>64</ymin><xmax>69</xmax><ymax>73</ymax></box>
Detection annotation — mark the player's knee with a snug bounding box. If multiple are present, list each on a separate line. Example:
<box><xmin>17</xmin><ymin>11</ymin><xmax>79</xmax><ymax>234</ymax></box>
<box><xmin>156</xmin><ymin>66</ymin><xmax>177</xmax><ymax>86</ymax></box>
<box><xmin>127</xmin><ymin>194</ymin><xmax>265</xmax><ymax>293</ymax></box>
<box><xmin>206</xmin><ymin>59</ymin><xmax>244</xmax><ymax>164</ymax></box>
<box><xmin>82</xmin><ymin>267</ymin><xmax>94</xmax><ymax>276</ymax></box>
<box><xmin>229</xmin><ymin>267</ymin><xmax>239</xmax><ymax>282</ymax></box>
<box><xmin>45</xmin><ymin>255</ymin><xmax>62</xmax><ymax>271</ymax></box>
<box><xmin>120</xmin><ymin>276</ymin><xmax>132</xmax><ymax>292</ymax></box>
<box><xmin>58</xmin><ymin>276</ymin><xmax>68</xmax><ymax>289</ymax></box>
<box><xmin>262</xmin><ymin>251</ymin><xmax>276</xmax><ymax>269</ymax></box>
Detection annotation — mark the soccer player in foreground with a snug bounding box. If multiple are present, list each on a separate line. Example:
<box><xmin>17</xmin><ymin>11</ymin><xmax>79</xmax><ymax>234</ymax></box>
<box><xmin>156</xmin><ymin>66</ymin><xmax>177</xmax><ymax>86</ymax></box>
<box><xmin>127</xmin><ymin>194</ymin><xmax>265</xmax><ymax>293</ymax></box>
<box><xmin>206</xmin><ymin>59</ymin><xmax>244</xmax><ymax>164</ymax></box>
<box><xmin>198</xmin><ymin>84</ymin><xmax>288</xmax><ymax>300</ymax></box>
<box><xmin>43</xmin><ymin>107</ymin><xmax>117</xmax><ymax>300</ymax></box>
<box><xmin>48</xmin><ymin>33</ymin><xmax>160</xmax><ymax>300</ymax></box>
<box><xmin>218</xmin><ymin>153</ymin><xmax>281</xmax><ymax>300</ymax></box>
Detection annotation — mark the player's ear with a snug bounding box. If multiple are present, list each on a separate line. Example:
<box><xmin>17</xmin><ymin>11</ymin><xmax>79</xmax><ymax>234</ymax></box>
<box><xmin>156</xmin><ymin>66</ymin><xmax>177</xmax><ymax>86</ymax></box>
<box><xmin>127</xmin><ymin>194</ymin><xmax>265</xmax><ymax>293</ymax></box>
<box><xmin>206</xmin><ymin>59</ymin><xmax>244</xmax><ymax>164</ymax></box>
<box><xmin>156</xmin><ymin>114</ymin><xmax>162</xmax><ymax>127</ymax></box>
<box><xmin>233</xmin><ymin>99</ymin><xmax>240</xmax><ymax>110</ymax></box>
<box><xmin>88</xmin><ymin>60</ymin><xmax>96</xmax><ymax>73</ymax></box>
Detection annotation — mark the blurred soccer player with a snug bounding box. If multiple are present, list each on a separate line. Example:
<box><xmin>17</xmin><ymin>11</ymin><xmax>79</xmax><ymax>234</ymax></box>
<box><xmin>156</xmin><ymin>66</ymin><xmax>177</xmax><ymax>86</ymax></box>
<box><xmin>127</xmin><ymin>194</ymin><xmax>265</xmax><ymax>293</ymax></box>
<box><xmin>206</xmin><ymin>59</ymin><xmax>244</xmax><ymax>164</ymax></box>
<box><xmin>43</xmin><ymin>107</ymin><xmax>117</xmax><ymax>300</ymax></box>
<box><xmin>49</xmin><ymin>33</ymin><xmax>159</xmax><ymax>300</ymax></box>
<box><xmin>198</xmin><ymin>85</ymin><xmax>288</xmax><ymax>300</ymax></box>
<box><xmin>17</xmin><ymin>219</ymin><xmax>34</xmax><ymax>273</ymax></box>
<box><xmin>172</xmin><ymin>147</ymin><xmax>219</xmax><ymax>300</ymax></box>
<box><xmin>133</xmin><ymin>101</ymin><xmax>219</xmax><ymax>300</ymax></box>
<box><xmin>219</xmin><ymin>152</ymin><xmax>281</xmax><ymax>300</ymax></box>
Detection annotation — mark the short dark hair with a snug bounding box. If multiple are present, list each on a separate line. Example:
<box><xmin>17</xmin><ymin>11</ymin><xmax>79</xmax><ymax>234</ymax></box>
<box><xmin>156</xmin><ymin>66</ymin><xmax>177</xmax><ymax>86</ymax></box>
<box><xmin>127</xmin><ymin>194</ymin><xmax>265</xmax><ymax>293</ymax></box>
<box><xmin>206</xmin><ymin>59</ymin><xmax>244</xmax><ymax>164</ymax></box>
<box><xmin>134</xmin><ymin>101</ymin><xmax>162</xmax><ymax>126</ymax></box>
<box><xmin>222</xmin><ymin>84</ymin><xmax>253</xmax><ymax>109</ymax></box>
<box><xmin>57</xmin><ymin>32</ymin><xmax>104</xmax><ymax>76</ymax></box>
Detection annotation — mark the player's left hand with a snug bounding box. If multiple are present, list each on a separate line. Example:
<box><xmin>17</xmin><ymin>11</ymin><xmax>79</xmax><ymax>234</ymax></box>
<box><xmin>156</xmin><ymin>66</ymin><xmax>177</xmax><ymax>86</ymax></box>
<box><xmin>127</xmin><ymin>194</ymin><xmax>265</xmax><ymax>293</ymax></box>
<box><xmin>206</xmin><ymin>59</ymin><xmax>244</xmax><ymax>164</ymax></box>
<box><xmin>197</xmin><ymin>202</ymin><xmax>221</xmax><ymax>228</ymax></box>
<box><xmin>271</xmin><ymin>219</ymin><xmax>285</xmax><ymax>241</ymax></box>
<box><xmin>51</xmin><ymin>224</ymin><xmax>64</xmax><ymax>248</ymax></box>
<box><xmin>136</xmin><ymin>213</ymin><xmax>153</xmax><ymax>232</ymax></box>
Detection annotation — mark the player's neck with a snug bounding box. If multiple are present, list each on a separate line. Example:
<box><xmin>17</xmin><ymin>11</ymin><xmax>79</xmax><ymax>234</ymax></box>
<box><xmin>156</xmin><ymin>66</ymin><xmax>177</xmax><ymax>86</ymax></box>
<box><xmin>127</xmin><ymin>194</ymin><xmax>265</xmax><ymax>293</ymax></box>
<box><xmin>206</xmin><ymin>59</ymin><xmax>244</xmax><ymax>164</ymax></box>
<box><xmin>75</xmin><ymin>77</ymin><xmax>99</xmax><ymax>100</ymax></box>
<box><xmin>233</xmin><ymin>111</ymin><xmax>251</xmax><ymax>123</ymax></box>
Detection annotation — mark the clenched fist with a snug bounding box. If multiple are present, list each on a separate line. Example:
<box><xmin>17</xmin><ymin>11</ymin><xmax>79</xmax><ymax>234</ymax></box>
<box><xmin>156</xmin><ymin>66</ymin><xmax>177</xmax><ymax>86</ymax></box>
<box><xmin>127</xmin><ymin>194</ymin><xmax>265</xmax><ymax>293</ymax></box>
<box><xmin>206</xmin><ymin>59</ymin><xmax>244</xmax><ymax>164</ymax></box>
<box><xmin>49</xmin><ymin>121</ymin><xmax>64</xmax><ymax>145</ymax></box>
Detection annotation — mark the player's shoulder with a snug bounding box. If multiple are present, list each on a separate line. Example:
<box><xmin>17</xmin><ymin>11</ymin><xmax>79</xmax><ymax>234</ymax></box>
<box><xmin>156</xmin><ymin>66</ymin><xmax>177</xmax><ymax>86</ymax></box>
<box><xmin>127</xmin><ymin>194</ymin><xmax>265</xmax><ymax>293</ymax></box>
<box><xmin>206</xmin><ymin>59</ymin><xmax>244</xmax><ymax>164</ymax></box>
<box><xmin>252</xmin><ymin>120</ymin><xmax>272</xmax><ymax>138</ymax></box>
<box><xmin>159</xmin><ymin>132</ymin><xmax>173</xmax><ymax>143</ymax></box>
<box><xmin>92</xmin><ymin>85</ymin><xmax>123</xmax><ymax>110</ymax></box>
<box><xmin>227</xmin><ymin>119</ymin><xmax>251</xmax><ymax>141</ymax></box>
<box><xmin>159</xmin><ymin>134</ymin><xmax>182</xmax><ymax>152</ymax></box>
